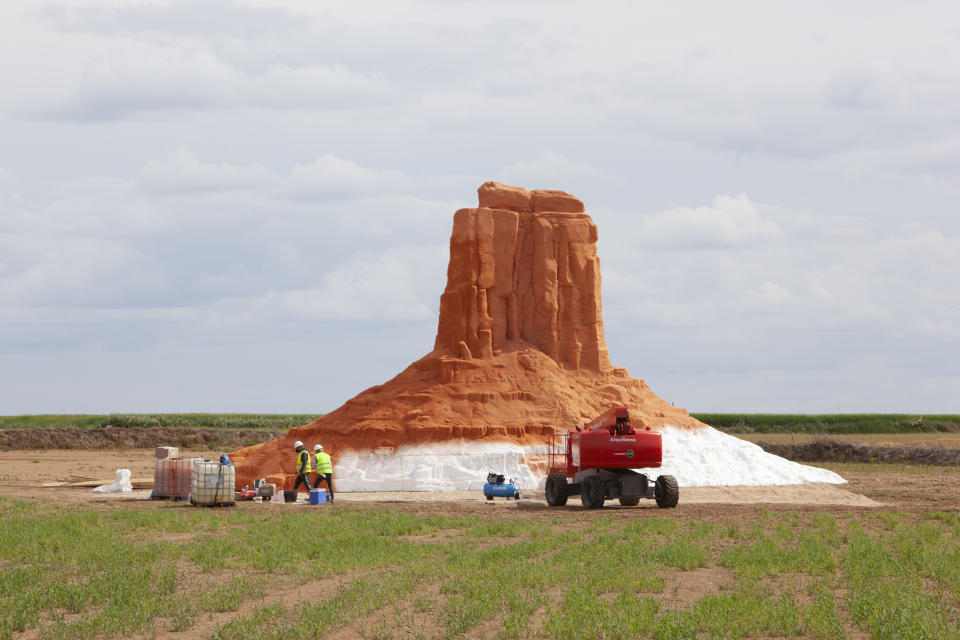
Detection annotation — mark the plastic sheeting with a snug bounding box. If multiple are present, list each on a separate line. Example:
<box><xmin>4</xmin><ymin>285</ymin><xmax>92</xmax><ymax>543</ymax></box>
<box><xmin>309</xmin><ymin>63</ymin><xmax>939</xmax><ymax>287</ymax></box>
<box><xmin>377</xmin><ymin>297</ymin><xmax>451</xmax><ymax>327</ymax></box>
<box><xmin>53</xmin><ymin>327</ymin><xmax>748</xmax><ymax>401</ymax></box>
<box><xmin>92</xmin><ymin>468</ymin><xmax>133</xmax><ymax>493</ymax></box>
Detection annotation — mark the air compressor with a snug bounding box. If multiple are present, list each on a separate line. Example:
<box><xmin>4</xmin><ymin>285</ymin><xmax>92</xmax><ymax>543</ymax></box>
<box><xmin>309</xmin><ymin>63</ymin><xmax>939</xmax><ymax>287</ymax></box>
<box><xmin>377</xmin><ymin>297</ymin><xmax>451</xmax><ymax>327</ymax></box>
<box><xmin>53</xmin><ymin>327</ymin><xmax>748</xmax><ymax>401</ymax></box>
<box><xmin>483</xmin><ymin>472</ymin><xmax>522</xmax><ymax>500</ymax></box>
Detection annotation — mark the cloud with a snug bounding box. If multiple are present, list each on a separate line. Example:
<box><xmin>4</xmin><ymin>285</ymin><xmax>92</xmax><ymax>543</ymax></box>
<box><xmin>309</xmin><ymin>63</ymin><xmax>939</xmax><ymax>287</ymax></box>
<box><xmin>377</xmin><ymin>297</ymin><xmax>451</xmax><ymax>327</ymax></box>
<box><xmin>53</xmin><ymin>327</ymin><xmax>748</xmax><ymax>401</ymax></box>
<box><xmin>251</xmin><ymin>253</ymin><xmax>434</xmax><ymax>323</ymax></box>
<box><xmin>602</xmin><ymin>194</ymin><xmax>960</xmax><ymax>393</ymax></box>
<box><xmin>633</xmin><ymin>194</ymin><xmax>785</xmax><ymax>249</ymax></box>
<box><xmin>17</xmin><ymin>43</ymin><xmax>388</xmax><ymax>120</ymax></box>
<box><xmin>0</xmin><ymin>167</ymin><xmax>22</xmax><ymax>214</ymax></box>
<box><xmin>498</xmin><ymin>151</ymin><xmax>599</xmax><ymax>187</ymax></box>
<box><xmin>1</xmin><ymin>148</ymin><xmax>454</xmax><ymax>322</ymax></box>
<box><xmin>823</xmin><ymin>68</ymin><xmax>905</xmax><ymax>111</ymax></box>
<box><xmin>287</xmin><ymin>154</ymin><xmax>408</xmax><ymax>199</ymax></box>
<box><xmin>0</xmin><ymin>232</ymin><xmax>163</xmax><ymax>308</ymax></box>
<box><xmin>1</xmin><ymin>1</ymin><xmax>958</xmax><ymax>412</ymax></box>
<box><xmin>39</xmin><ymin>0</ymin><xmax>304</xmax><ymax>37</ymax></box>
<box><xmin>138</xmin><ymin>148</ymin><xmax>276</xmax><ymax>195</ymax></box>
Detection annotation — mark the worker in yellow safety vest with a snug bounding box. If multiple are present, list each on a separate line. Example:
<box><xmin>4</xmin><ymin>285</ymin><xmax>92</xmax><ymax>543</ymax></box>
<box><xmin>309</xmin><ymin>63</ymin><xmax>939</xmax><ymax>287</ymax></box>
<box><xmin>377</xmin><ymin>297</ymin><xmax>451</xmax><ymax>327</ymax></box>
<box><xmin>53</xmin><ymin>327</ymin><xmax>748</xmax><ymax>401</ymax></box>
<box><xmin>293</xmin><ymin>440</ymin><xmax>313</xmax><ymax>497</ymax></box>
<box><xmin>313</xmin><ymin>444</ymin><xmax>334</xmax><ymax>502</ymax></box>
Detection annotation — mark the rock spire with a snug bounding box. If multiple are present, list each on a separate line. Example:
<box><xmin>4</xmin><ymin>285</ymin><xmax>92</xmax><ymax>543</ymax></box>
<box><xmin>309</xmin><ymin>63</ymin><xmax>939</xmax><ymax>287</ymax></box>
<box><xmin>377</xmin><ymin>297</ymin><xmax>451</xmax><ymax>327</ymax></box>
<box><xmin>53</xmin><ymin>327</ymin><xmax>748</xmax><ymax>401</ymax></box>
<box><xmin>436</xmin><ymin>181</ymin><xmax>610</xmax><ymax>370</ymax></box>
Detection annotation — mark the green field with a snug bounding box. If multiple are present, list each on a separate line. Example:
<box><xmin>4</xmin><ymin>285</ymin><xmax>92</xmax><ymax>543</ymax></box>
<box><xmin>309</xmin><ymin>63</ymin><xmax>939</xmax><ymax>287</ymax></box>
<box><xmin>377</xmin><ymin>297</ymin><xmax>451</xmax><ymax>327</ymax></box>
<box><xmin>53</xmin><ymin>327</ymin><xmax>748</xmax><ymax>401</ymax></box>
<box><xmin>2</xmin><ymin>496</ymin><xmax>959</xmax><ymax>639</ymax></box>
<box><xmin>691</xmin><ymin>414</ymin><xmax>960</xmax><ymax>434</ymax></box>
<box><xmin>0</xmin><ymin>414</ymin><xmax>320</xmax><ymax>430</ymax></box>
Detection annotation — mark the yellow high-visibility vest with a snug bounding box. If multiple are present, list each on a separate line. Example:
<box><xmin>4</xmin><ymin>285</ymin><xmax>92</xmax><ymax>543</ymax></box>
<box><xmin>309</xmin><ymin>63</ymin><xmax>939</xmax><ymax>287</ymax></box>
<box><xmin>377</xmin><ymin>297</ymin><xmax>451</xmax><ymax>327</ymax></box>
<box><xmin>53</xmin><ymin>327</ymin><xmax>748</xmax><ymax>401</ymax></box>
<box><xmin>315</xmin><ymin>451</ymin><xmax>333</xmax><ymax>474</ymax></box>
<box><xmin>296</xmin><ymin>449</ymin><xmax>312</xmax><ymax>474</ymax></box>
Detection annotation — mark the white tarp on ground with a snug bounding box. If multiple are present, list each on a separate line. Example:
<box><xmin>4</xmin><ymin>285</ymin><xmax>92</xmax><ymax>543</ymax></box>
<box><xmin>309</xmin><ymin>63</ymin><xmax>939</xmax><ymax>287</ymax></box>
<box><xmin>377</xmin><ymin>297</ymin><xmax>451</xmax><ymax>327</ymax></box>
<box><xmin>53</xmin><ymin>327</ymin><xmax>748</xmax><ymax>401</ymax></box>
<box><xmin>333</xmin><ymin>426</ymin><xmax>845</xmax><ymax>492</ymax></box>
<box><xmin>92</xmin><ymin>468</ymin><xmax>133</xmax><ymax>493</ymax></box>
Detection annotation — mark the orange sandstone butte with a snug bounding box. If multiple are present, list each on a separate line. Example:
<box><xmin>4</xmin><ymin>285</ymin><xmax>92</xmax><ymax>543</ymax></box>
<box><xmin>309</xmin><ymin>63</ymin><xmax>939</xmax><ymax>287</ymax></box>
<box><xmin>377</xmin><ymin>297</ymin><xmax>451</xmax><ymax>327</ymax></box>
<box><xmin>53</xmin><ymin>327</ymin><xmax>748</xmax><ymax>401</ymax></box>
<box><xmin>231</xmin><ymin>182</ymin><xmax>706</xmax><ymax>489</ymax></box>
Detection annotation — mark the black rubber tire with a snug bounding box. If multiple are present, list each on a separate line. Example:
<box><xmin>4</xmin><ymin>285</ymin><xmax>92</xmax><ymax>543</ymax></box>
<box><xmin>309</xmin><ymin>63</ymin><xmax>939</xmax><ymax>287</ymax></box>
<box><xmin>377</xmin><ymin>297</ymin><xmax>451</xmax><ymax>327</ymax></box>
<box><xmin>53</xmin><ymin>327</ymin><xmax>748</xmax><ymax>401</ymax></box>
<box><xmin>654</xmin><ymin>475</ymin><xmax>679</xmax><ymax>508</ymax></box>
<box><xmin>618</xmin><ymin>497</ymin><xmax>640</xmax><ymax>507</ymax></box>
<box><xmin>486</xmin><ymin>494</ymin><xmax>494</xmax><ymax>501</ymax></box>
<box><xmin>545</xmin><ymin>473</ymin><xmax>568</xmax><ymax>507</ymax></box>
<box><xmin>582</xmin><ymin>476</ymin><xmax>605</xmax><ymax>509</ymax></box>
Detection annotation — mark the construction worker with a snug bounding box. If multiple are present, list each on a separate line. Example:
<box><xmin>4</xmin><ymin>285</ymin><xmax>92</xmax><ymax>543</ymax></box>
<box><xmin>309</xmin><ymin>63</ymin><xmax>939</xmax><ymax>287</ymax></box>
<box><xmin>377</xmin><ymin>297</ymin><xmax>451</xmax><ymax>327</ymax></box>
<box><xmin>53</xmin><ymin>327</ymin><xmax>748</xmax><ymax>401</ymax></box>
<box><xmin>293</xmin><ymin>440</ymin><xmax>313</xmax><ymax>496</ymax></box>
<box><xmin>313</xmin><ymin>444</ymin><xmax>334</xmax><ymax>502</ymax></box>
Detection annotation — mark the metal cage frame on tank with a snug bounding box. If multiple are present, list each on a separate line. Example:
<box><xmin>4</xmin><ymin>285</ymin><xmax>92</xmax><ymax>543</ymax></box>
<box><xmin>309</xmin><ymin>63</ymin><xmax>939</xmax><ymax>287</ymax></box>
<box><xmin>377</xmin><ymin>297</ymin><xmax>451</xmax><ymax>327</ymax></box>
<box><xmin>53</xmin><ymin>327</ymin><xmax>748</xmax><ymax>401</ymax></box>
<box><xmin>190</xmin><ymin>460</ymin><xmax>236</xmax><ymax>507</ymax></box>
<box><xmin>152</xmin><ymin>457</ymin><xmax>201</xmax><ymax>500</ymax></box>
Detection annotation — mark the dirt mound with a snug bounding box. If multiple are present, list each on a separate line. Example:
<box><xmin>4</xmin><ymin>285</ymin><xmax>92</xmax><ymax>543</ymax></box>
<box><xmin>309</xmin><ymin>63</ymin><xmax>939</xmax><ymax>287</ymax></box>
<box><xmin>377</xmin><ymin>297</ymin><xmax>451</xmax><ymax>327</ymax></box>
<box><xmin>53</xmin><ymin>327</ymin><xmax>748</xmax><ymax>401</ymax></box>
<box><xmin>758</xmin><ymin>439</ymin><xmax>960</xmax><ymax>465</ymax></box>
<box><xmin>0</xmin><ymin>427</ymin><xmax>278</xmax><ymax>451</ymax></box>
<box><xmin>230</xmin><ymin>183</ymin><xmax>706</xmax><ymax>489</ymax></box>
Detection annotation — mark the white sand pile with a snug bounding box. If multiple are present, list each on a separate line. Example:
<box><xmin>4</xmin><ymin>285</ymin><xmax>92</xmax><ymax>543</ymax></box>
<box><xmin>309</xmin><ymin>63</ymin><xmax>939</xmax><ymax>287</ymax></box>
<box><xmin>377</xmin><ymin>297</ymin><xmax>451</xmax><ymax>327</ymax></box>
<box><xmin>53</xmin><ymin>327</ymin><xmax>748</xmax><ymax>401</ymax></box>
<box><xmin>334</xmin><ymin>441</ymin><xmax>544</xmax><ymax>492</ymax></box>
<box><xmin>333</xmin><ymin>426</ymin><xmax>845</xmax><ymax>492</ymax></box>
<box><xmin>637</xmin><ymin>426</ymin><xmax>845</xmax><ymax>487</ymax></box>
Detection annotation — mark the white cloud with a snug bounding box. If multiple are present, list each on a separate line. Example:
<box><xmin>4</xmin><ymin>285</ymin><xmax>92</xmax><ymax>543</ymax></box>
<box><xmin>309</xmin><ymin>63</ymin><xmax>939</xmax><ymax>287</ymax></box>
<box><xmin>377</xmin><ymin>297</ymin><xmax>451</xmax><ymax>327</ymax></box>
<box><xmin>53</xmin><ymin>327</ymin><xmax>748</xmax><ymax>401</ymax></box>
<box><xmin>138</xmin><ymin>148</ymin><xmax>276</xmax><ymax>195</ymax></box>
<box><xmin>634</xmin><ymin>194</ymin><xmax>785</xmax><ymax>249</ymax></box>
<box><xmin>16</xmin><ymin>41</ymin><xmax>388</xmax><ymax>120</ymax></box>
<box><xmin>1</xmin><ymin>1</ymin><xmax>958</xmax><ymax>412</ymax></box>
<box><xmin>252</xmin><ymin>254</ymin><xmax>434</xmax><ymax>322</ymax></box>
<box><xmin>287</xmin><ymin>154</ymin><xmax>408</xmax><ymax>199</ymax></box>
<box><xmin>603</xmin><ymin>194</ymin><xmax>960</xmax><ymax>399</ymax></box>
<box><xmin>498</xmin><ymin>151</ymin><xmax>599</xmax><ymax>187</ymax></box>
<box><xmin>0</xmin><ymin>232</ymin><xmax>163</xmax><ymax>307</ymax></box>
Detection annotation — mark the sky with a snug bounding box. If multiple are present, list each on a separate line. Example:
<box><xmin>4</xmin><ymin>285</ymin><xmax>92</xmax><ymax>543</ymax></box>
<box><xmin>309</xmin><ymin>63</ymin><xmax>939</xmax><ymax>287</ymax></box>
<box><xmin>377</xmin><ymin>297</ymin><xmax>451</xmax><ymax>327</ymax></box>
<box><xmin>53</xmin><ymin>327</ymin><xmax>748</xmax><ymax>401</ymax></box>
<box><xmin>1</xmin><ymin>0</ymin><xmax>958</xmax><ymax>414</ymax></box>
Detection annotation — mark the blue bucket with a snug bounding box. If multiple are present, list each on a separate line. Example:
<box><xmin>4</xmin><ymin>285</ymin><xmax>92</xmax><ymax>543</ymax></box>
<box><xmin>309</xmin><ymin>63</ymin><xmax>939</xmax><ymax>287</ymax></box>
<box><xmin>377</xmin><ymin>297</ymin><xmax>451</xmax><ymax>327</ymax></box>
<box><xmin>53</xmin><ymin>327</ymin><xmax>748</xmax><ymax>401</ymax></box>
<box><xmin>309</xmin><ymin>488</ymin><xmax>327</xmax><ymax>505</ymax></box>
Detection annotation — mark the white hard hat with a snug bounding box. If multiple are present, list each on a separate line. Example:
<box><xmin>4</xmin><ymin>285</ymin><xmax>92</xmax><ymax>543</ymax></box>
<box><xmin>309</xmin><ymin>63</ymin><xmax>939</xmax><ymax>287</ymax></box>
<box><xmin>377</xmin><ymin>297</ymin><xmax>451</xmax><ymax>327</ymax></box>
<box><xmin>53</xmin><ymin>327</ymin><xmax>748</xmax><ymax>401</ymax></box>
<box><xmin>294</xmin><ymin>440</ymin><xmax>304</xmax><ymax>448</ymax></box>
<box><xmin>315</xmin><ymin>444</ymin><xmax>323</xmax><ymax>451</ymax></box>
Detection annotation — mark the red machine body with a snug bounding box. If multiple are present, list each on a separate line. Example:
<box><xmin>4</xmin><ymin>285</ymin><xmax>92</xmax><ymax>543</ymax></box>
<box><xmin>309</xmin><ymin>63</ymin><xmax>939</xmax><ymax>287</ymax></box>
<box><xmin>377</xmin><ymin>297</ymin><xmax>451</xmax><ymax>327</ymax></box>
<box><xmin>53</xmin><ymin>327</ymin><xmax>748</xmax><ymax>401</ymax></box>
<box><xmin>545</xmin><ymin>406</ymin><xmax>678</xmax><ymax>510</ymax></box>
<box><xmin>566</xmin><ymin>406</ymin><xmax>662</xmax><ymax>474</ymax></box>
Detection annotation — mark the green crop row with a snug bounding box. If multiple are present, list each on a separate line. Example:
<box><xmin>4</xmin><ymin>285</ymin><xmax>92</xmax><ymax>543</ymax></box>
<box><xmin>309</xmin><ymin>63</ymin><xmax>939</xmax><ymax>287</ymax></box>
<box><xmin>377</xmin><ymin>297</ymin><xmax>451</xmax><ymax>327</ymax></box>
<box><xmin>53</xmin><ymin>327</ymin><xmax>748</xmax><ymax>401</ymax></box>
<box><xmin>5</xmin><ymin>413</ymin><xmax>960</xmax><ymax>434</ymax></box>
<box><xmin>0</xmin><ymin>414</ymin><xmax>321</xmax><ymax>431</ymax></box>
<box><xmin>3</xmin><ymin>498</ymin><xmax>960</xmax><ymax>639</ymax></box>
<box><xmin>691</xmin><ymin>413</ymin><xmax>960</xmax><ymax>434</ymax></box>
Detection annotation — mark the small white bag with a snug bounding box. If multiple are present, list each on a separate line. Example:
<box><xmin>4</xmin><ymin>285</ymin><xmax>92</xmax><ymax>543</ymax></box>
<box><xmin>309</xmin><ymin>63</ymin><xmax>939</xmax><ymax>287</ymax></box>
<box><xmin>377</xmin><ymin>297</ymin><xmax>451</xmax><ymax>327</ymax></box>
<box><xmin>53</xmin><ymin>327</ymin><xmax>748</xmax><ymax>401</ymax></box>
<box><xmin>92</xmin><ymin>469</ymin><xmax>133</xmax><ymax>493</ymax></box>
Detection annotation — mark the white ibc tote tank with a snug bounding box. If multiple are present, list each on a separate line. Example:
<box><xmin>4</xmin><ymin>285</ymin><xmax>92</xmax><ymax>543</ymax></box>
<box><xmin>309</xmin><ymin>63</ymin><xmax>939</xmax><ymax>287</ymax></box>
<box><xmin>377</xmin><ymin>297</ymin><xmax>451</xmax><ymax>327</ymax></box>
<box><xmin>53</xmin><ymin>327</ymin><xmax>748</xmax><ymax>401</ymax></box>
<box><xmin>190</xmin><ymin>460</ymin><xmax>235</xmax><ymax>506</ymax></box>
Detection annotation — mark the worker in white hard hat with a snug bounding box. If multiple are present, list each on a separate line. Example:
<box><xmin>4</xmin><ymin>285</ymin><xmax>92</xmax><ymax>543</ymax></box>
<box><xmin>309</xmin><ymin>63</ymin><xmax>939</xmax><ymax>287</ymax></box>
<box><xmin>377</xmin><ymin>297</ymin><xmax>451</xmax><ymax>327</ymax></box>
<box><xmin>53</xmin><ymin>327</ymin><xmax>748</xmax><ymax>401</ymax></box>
<box><xmin>313</xmin><ymin>444</ymin><xmax>334</xmax><ymax>502</ymax></box>
<box><xmin>292</xmin><ymin>440</ymin><xmax>313</xmax><ymax>497</ymax></box>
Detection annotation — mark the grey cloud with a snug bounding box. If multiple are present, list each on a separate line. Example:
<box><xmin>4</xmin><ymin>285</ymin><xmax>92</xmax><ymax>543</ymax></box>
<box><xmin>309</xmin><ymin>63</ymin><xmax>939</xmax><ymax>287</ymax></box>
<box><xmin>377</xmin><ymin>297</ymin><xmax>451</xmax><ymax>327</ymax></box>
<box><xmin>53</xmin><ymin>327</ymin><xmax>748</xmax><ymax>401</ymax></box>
<box><xmin>138</xmin><ymin>148</ymin><xmax>277</xmax><ymax>195</ymax></box>
<box><xmin>38</xmin><ymin>0</ymin><xmax>304</xmax><ymax>38</ymax></box>
<box><xmin>17</xmin><ymin>48</ymin><xmax>390</xmax><ymax>121</ymax></box>
<box><xmin>823</xmin><ymin>69</ymin><xmax>902</xmax><ymax>110</ymax></box>
<box><xmin>2</xmin><ymin>1</ymin><xmax>958</xmax><ymax>412</ymax></box>
<box><xmin>601</xmin><ymin>195</ymin><xmax>960</xmax><ymax>392</ymax></box>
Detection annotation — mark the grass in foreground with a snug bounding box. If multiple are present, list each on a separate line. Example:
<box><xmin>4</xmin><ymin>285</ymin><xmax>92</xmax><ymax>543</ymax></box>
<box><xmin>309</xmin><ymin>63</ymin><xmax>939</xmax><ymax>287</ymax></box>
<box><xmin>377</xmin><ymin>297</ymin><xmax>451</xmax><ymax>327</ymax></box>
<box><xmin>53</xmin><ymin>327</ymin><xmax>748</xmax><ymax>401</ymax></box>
<box><xmin>2</xmin><ymin>498</ymin><xmax>959</xmax><ymax>639</ymax></box>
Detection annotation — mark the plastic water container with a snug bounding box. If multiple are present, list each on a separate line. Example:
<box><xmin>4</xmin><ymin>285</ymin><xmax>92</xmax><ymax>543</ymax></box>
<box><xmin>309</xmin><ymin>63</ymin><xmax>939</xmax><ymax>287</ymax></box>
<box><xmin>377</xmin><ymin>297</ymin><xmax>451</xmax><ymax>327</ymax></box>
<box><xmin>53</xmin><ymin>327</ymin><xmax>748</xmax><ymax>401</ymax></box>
<box><xmin>191</xmin><ymin>460</ymin><xmax>235</xmax><ymax>506</ymax></box>
<box><xmin>310</xmin><ymin>488</ymin><xmax>327</xmax><ymax>505</ymax></box>
<box><xmin>153</xmin><ymin>458</ymin><xmax>198</xmax><ymax>499</ymax></box>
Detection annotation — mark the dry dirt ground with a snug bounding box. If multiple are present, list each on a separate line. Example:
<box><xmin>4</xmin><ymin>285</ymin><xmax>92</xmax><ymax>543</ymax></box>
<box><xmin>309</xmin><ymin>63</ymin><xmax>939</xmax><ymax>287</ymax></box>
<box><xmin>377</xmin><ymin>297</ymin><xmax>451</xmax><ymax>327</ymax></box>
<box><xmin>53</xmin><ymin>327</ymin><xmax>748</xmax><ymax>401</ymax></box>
<box><xmin>739</xmin><ymin>431</ymin><xmax>960</xmax><ymax>448</ymax></box>
<box><xmin>1</xmin><ymin>448</ymin><xmax>957</xmax><ymax>513</ymax></box>
<box><xmin>3</xmin><ymin>449</ymin><xmax>959</xmax><ymax>640</ymax></box>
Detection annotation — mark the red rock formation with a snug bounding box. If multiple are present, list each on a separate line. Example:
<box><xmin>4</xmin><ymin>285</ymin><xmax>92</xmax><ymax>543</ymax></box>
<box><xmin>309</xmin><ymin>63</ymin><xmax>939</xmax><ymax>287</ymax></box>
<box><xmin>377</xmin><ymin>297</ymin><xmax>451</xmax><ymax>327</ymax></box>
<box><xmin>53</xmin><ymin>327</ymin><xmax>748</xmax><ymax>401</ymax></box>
<box><xmin>436</xmin><ymin>182</ymin><xmax>607</xmax><ymax>371</ymax></box>
<box><xmin>230</xmin><ymin>182</ymin><xmax>705</xmax><ymax>489</ymax></box>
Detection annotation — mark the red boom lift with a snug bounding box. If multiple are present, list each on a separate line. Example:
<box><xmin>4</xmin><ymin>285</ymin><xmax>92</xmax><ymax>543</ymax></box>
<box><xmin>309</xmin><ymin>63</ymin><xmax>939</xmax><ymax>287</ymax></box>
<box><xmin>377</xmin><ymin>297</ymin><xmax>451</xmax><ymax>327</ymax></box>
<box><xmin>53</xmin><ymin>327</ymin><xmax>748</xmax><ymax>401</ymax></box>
<box><xmin>545</xmin><ymin>406</ymin><xmax>679</xmax><ymax>509</ymax></box>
